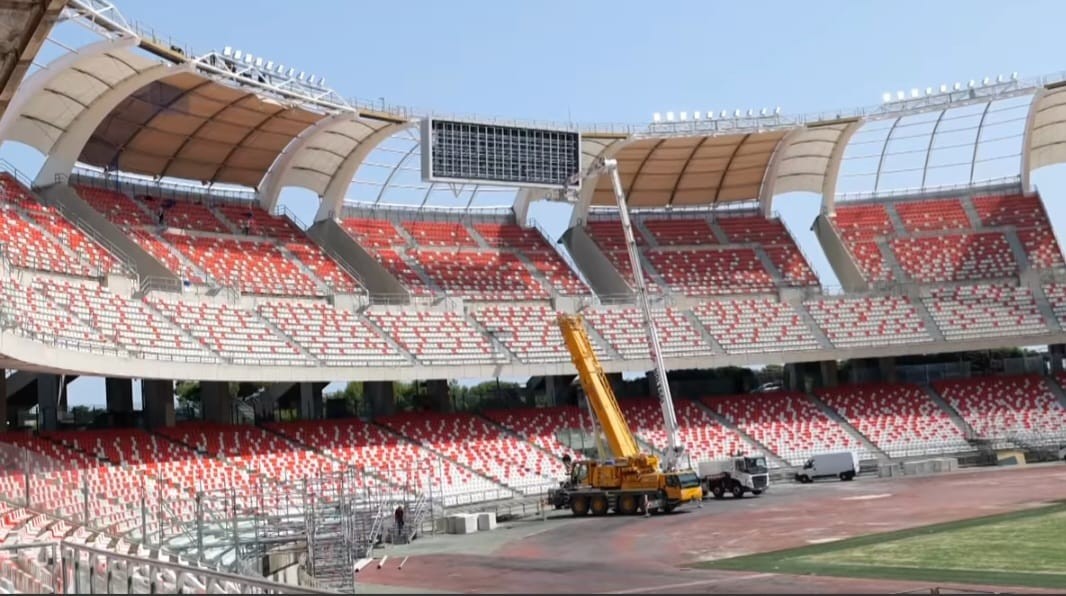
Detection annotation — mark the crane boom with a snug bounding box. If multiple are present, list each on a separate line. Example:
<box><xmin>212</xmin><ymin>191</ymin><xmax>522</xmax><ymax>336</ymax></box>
<box><xmin>601</xmin><ymin>159</ymin><xmax>686</xmax><ymax>471</ymax></box>
<box><xmin>558</xmin><ymin>313</ymin><xmax>642</xmax><ymax>459</ymax></box>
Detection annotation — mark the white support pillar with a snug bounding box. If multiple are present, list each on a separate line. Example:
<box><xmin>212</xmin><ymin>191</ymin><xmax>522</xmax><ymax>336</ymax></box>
<box><xmin>820</xmin><ymin>120</ymin><xmax>862</xmax><ymax>216</ymax></box>
<box><xmin>256</xmin><ymin>111</ymin><xmax>360</xmax><ymax>212</ymax></box>
<box><xmin>757</xmin><ymin>128</ymin><xmax>801</xmax><ymax>217</ymax></box>
<box><xmin>314</xmin><ymin>122</ymin><xmax>411</xmax><ymax>223</ymax></box>
<box><xmin>1020</xmin><ymin>88</ymin><xmax>1046</xmax><ymax>193</ymax></box>
<box><xmin>34</xmin><ymin>62</ymin><xmax>190</xmax><ymax>187</ymax></box>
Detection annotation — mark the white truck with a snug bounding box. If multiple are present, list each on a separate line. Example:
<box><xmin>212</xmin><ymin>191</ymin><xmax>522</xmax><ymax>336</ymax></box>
<box><xmin>698</xmin><ymin>455</ymin><xmax>770</xmax><ymax>499</ymax></box>
<box><xmin>794</xmin><ymin>451</ymin><xmax>858</xmax><ymax>483</ymax></box>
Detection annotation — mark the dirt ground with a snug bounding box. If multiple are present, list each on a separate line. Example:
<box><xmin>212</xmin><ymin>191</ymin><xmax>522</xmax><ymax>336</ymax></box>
<box><xmin>356</xmin><ymin>463</ymin><xmax>1066</xmax><ymax>594</ymax></box>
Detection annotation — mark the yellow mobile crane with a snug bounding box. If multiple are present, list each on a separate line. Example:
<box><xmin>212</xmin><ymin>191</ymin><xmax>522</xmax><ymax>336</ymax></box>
<box><xmin>549</xmin><ymin>158</ymin><xmax>703</xmax><ymax>516</ymax></box>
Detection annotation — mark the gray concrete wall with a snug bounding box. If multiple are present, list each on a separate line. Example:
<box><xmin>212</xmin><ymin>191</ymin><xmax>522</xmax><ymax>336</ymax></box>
<box><xmin>37</xmin><ymin>184</ymin><xmax>179</xmax><ymax>286</ymax></box>
<box><xmin>306</xmin><ymin>218</ymin><xmax>409</xmax><ymax>299</ymax></box>
<box><xmin>559</xmin><ymin>226</ymin><xmax>631</xmax><ymax>299</ymax></box>
<box><xmin>812</xmin><ymin>214</ymin><xmax>867</xmax><ymax>292</ymax></box>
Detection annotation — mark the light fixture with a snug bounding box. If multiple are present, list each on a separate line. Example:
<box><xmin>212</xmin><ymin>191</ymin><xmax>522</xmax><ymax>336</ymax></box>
<box><xmin>223</xmin><ymin>46</ymin><xmax>233</xmax><ymax>56</ymax></box>
<box><xmin>910</xmin><ymin>88</ymin><xmax>919</xmax><ymax>98</ymax></box>
<box><xmin>882</xmin><ymin>92</ymin><xmax>892</xmax><ymax>103</ymax></box>
<box><xmin>1011</xmin><ymin>72</ymin><xmax>1019</xmax><ymax>80</ymax></box>
<box><xmin>233</xmin><ymin>50</ymin><xmax>243</xmax><ymax>60</ymax></box>
<box><xmin>692</xmin><ymin>111</ymin><xmax>701</xmax><ymax>120</ymax></box>
<box><xmin>896</xmin><ymin>91</ymin><xmax>905</xmax><ymax>100</ymax></box>
<box><xmin>774</xmin><ymin>106</ymin><xmax>781</xmax><ymax>115</ymax></box>
<box><xmin>679</xmin><ymin>111</ymin><xmax>688</xmax><ymax>121</ymax></box>
<box><xmin>926</xmin><ymin>87</ymin><xmax>934</xmax><ymax>96</ymax></box>
<box><xmin>666</xmin><ymin>111</ymin><xmax>675</xmax><ymax>121</ymax></box>
<box><xmin>953</xmin><ymin>82</ymin><xmax>962</xmax><ymax>91</ymax></box>
<box><xmin>940</xmin><ymin>84</ymin><xmax>949</xmax><ymax>93</ymax></box>
<box><xmin>652</xmin><ymin>113</ymin><xmax>662</xmax><ymax>123</ymax></box>
<box><xmin>734</xmin><ymin>109</ymin><xmax>742</xmax><ymax>118</ymax></box>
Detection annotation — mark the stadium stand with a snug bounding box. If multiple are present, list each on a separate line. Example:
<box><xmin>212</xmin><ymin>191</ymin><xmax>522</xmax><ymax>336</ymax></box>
<box><xmin>2</xmin><ymin>278</ymin><xmax>116</xmax><ymax>353</ymax></box>
<box><xmin>376</xmin><ymin>412</ymin><xmax>563</xmax><ymax>495</ymax></box>
<box><xmin>470</xmin><ymin>304</ymin><xmax>570</xmax><ymax>363</ymax></box>
<box><xmin>620</xmin><ymin>398</ymin><xmax>756</xmax><ymax>463</ymax></box>
<box><xmin>480</xmin><ymin>406</ymin><xmax>585</xmax><ymax>461</ymax></box>
<box><xmin>816</xmin><ymin>384</ymin><xmax>971</xmax><ymax>457</ymax></box>
<box><xmin>922</xmin><ymin>284</ymin><xmax>1048</xmax><ymax>340</ymax></box>
<box><xmin>703</xmin><ymin>392</ymin><xmax>871</xmax><ymax>465</ymax></box>
<box><xmin>265</xmin><ymin>418</ymin><xmax>510</xmax><ymax>504</ymax></box>
<box><xmin>584</xmin><ymin>306</ymin><xmax>707</xmax><ymax>359</ymax></box>
<box><xmin>805</xmin><ymin>295</ymin><xmax>932</xmax><ymax>347</ymax></box>
<box><xmin>972</xmin><ymin>193</ymin><xmax>1065</xmax><ymax>269</ymax></box>
<box><xmin>257</xmin><ymin>301</ymin><xmax>406</xmax><ymax>367</ymax></box>
<box><xmin>161</xmin><ymin>233</ymin><xmax>323</xmax><ymax>297</ymax></box>
<box><xmin>829</xmin><ymin>202</ymin><xmax>896</xmax><ymax>282</ymax></box>
<box><xmin>366</xmin><ymin>309</ymin><xmax>507</xmax><ymax>365</ymax></box>
<box><xmin>933</xmin><ymin>375</ymin><xmax>1066</xmax><ymax>446</ymax></box>
<box><xmin>693</xmin><ymin>299</ymin><xmax>820</xmax><ymax>354</ymax></box>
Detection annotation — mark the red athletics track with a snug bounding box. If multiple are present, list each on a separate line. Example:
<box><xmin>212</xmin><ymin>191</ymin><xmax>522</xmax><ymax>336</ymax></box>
<box><xmin>360</xmin><ymin>464</ymin><xmax>1066</xmax><ymax>593</ymax></box>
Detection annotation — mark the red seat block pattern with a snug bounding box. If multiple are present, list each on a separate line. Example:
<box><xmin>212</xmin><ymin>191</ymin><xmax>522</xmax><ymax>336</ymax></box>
<box><xmin>894</xmin><ymin>198</ymin><xmax>972</xmax><ymax>232</ymax></box>
<box><xmin>817</xmin><ymin>384</ymin><xmax>970</xmax><ymax>457</ymax></box>
<box><xmin>584</xmin><ymin>307</ymin><xmax>706</xmax><ymax>359</ymax></box>
<box><xmin>647</xmin><ymin>248</ymin><xmax>775</xmax><ymax>295</ymax></box>
<box><xmin>379</xmin><ymin>412</ymin><xmax>563</xmax><ymax>495</ymax></box>
<box><xmin>891</xmin><ymin>232</ymin><xmax>1016</xmax><ymax>282</ymax></box>
<box><xmin>411</xmin><ymin>249</ymin><xmax>547</xmax><ymax>301</ymax></box>
<box><xmin>642</xmin><ymin>217</ymin><xmax>716</xmax><ymax>246</ymax></box>
<box><xmin>694</xmin><ymin>299</ymin><xmax>819</xmax><ymax>354</ymax></box>
<box><xmin>704</xmin><ymin>392</ymin><xmax>869</xmax><ymax>465</ymax></box>
<box><xmin>164</xmin><ymin>232</ymin><xmax>321</xmax><ymax>296</ymax></box>
<box><xmin>402</xmin><ymin>221</ymin><xmax>477</xmax><ymax>247</ymax></box>
<box><xmin>923</xmin><ymin>284</ymin><xmax>1047</xmax><ymax>340</ymax></box>
<box><xmin>934</xmin><ymin>375</ymin><xmax>1066</xmax><ymax>444</ymax></box>
<box><xmin>257</xmin><ymin>301</ymin><xmax>405</xmax><ymax>366</ymax></box>
<box><xmin>830</xmin><ymin>203</ymin><xmax>894</xmax><ymax>282</ymax></box>
<box><xmin>481</xmin><ymin>406</ymin><xmax>585</xmax><ymax>461</ymax></box>
<box><xmin>141</xmin><ymin>197</ymin><xmax>229</xmax><ymax>233</ymax></box>
<box><xmin>620</xmin><ymin>398</ymin><xmax>755</xmax><ymax>464</ymax></box>
<box><xmin>805</xmin><ymin>295</ymin><xmax>931</xmax><ymax>348</ymax></box>
<box><xmin>367</xmin><ymin>309</ymin><xmax>505</xmax><ymax>365</ymax></box>
<box><xmin>471</xmin><ymin>304</ymin><xmax>570</xmax><ymax>363</ymax></box>
<box><xmin>74</xmin><ymin>185</ymin><xmax>155</xmax><ymax>227</ymax></box>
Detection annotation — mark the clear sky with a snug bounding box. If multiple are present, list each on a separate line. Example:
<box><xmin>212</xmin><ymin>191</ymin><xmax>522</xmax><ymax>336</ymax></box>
<box><xmin>6</xmin><ymin>0</ymin><xmax>1066</xmax><ymax>407</ymax></box>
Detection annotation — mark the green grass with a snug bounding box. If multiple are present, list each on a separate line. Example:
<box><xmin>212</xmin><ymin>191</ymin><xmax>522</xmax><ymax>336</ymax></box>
<box><xmin>694</xmin><ymin>503</ymin><xmax>1066</xmax><ymax>589</ymax></box>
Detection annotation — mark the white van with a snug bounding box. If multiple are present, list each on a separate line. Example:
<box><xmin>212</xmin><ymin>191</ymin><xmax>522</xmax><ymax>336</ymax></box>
<box><xmin>795</xmin><ymin>451</ymin><xmax>858</xmax><ymax>483</ymax></box>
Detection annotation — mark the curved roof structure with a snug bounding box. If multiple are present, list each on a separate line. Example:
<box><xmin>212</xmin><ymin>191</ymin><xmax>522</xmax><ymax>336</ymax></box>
<box><xmin>0</xmin><ymin>0</ymin><xmax>66</xmax><ymax>122</ymax></box>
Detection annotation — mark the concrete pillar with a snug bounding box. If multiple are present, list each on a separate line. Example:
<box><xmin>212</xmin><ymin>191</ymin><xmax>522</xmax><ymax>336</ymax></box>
<box><xmin>365</xmin><ymin>381</ymin><xmax>395</xmax><ymax>417</ymax></box>
<box><xmin>37</xmin><ymin>375</ymin><xmax>61</xmax><ymax>432</ymax></box>
<box><xmin>201</xmin><ymin>381</ymin><xmax>232</xmax><ymax>424</ymax></box>
<box><xmin>142</xmin><ymin>379</ymin><xmax>175</xmax><ymax>429</ymax></box>
<box><xmin>1049</xmin><ymin>344</ymin><xmax>1065</xmax><ymax>374</ymax></box>
<box><xmin>426</xmin><ymin>379</ymin><xmax>450</xmax><ymax>413</ymax></box>
<box><xmin>298</xmin><ymin>382</ymin><xmax>324</xmax><ymax>420</ymax></box>
<box><xmin>784</xmin><ymin>363</ymin><xmax>803</xmax><ymax>392</ymax></box>
<box><xmin>878</xmin><ymin>357</ymin><xmax>898</xmax><ymax>383</ymax></box>
<box><xmin>819</xmin><ymin>361</ymin><xmax>839</xmax><ymax>389</ymax></box>
<box><xmin>106</xmin><ymin>377</ymin><xmax>135</xmax><ymax>428</ymax></box>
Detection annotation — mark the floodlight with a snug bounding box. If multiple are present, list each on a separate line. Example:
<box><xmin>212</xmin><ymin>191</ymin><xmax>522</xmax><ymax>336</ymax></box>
<box><xmin>308</xmin><ymin>75</ymin><xmax>317</xmax><ymax>85</ymax></box>
<box><xmin>298</xmin><ymin>71</ymin><xmax>306</xmax><ymax>81</ymax></box>
<box><xmin>666</xmin><ymin>111</ymin><xmax>674</xmax><ymax>121</ymax></box>
<box><xmin>720</xmin><ymin>110</ymin><xmax>728</xmax><ymax>119</ymax></box>
<box><xmin>982</xmin><ymin>77</ymin><xmax>991</xmax><ymax>86</ymax></box>
<box><xmin>939</xmin><ymin>84</ymin><xmax>948</xmax><ymax>93</ymax></box>
<box><xmin>1011</xmin><ymin>72</ymin><xmax>1019</xmax><ymax>80</ymax></box>
<box><xmin>265</xmin><ymin>61</ymin><xmax>274</xmax><ymax>70</ymax></box>
<box><xmin>652</xmin><ymin>113</ymin><xmax>662</xmax><ymax>122</ymax></box>
<box><xmin>734</xmin><ymin>109</ymin><xmax>742</xmax><ymax>118</ymax></box>
<box><xmin>319</xmin><ymin>77</ymin><xmax>326</xmax><ymax>87</ymax></box>
<box><xmin>244</xmin><ymin>54</ymin><xmax>253</xmax><ymax>64</ymax></box>
<box><xmin>287</xmin><ymin>68</ymin><xmax>295</xmax><ymax>77</ymax></box>
<box><xmin>910</xmin><ymin>88</ymin><xmax>919</xmax><ymax>98</ymax></box>
<box><xmin>882</xmin><ymin>92</ymin><xmax>892</xmax><ymax>103</ymax></box>
<box><xmin>760</xmin><ymin>108</ymin><xmax>769</xmax><ymax>116</ymax></box>
<box><xmin>925</xmin><ymin>87</ymin><xmax>933</xmax><ymax>96</ymax></box>
<box><xmin>747</xmin><ymin>109</ymin><xmax>754</xmax><ymax>117</ymax></box>
<box><xmin>953</xmin><ymin>82</ymin><xmax>962</xmax><ymax>91</ymax></box>
<box><xmin>679</xmin><ymin>111</ymin><xmax>688</xmax><ymax>121</ymax></box>
<box><xmin>774</xmin><ymin>106</ymin><xmax>781</xmax><ymax>115</ymax></box>
<box><xmin>276</xmin><ymin>64</ymin><xmax>285</xmax><ymax>73</ymax></box>
<box><xmin>255</xmin><ymin>58</ymin><xmax>263</xmax><ymax>67</ymax></box>
<box><xmin>693</xmin><ymin>111</ymin><xmax>701</xmax><ymax>120</ymax></box>
<box><xmin>223</xmin><ymin>46</ymin><xmax>232</xmax><ymax>56</ymax></box>
<box><xmin>996</xmin><ymin>74</ymin><xmax>1004</xmax><ymax>83</ymax></box>
<box><xmin>896</xmin><ymin>91</ymin><xmax>905</xmax><ymax>100</ymax></box>
<box><xmin>233</xmin><ymin>50</ymin><xmax>243</xmax><ymax>60</ymax></box>
<box><xmin>968</xmin><ymin>80</ymin><xmax>976</xmax><ymax>88</ymax></box>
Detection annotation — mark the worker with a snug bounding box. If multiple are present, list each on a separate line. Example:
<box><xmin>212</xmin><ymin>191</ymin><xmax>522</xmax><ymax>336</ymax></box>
<box><xmin>394</xmin><ymin>505</ymin><xmax>405</xmax><ymax>537</ymax></box>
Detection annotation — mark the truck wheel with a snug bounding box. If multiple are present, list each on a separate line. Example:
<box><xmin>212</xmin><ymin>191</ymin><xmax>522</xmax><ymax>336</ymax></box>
<box><xmin>731</xmin><ymin>482</ymin><xmax>745</xmax><ymax>498</ymax></box>
<box><xmin>590</xmin><ymin>495</ymin><xmax>609</xmax><ymax>516</ymax></box>
<box><xmin>618</xmin><ymin>494</ymin><xmax>639</xmax><ymax>515</ymax></box>
<box><xmin>751</xmin><ymin>490</ymin><xmax>763</xmax><ymax>496</ymax></box>
<box><xmin>571</xmin><ymin>495</ymin><xmax>590</xmax><ymax>516</ymax></box>
<box><xmin>663</xmin><ymin>503</ymin><xmax>677</xmax><ymax>513</ymax></box>
<box><xmin>711</xmin><ymin>484</ymin><xmax>725</xmax><ymax>499</ymax></box>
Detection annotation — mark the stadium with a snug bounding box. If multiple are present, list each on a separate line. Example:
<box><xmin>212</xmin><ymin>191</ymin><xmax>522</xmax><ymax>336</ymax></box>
<box><xmin>0</xmin><ymin>0</ymin><xmax>1065</xmax><ymax>593</ymax></box>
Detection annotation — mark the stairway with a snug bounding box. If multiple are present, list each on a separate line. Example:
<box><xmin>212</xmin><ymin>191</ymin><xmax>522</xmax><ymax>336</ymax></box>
<box><xmin>805</xmin><ymin>392</ymin><xmax>889</xmax><ymax>462</ymax></box>
<box><xmin>691</xmin><ymin>401</ymin><xmax>790</xmax><ymax>468</ymax></box>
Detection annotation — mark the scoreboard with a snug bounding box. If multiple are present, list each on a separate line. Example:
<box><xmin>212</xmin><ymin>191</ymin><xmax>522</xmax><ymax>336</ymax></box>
<box><xmin>421</xmin><ymin>119</ymin><xmax>582</xmax><ymax>190</ymax></box>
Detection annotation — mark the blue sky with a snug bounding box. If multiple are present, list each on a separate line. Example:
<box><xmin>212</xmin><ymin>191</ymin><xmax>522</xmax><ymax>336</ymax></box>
<box><xmin>6</xmin><ymin>0</ymin><xmax>1066</xmax><ymax>406</ymax></box>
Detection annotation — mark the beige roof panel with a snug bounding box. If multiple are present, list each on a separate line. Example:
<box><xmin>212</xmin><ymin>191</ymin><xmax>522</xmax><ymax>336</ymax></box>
<box><xmin>78</xmin><ymin>71</ymin><xmax>327</xmax><ymax>187</ymax></box>
<box><xmin>592</xmin><ymin>129</ymin><xmax>791</xmax><ymax>207</ymax></box>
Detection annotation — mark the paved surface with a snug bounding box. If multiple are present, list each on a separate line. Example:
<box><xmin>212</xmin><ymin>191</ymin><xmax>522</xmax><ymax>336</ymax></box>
<box><xmin>353</xmin><ymin>464</ymin><xmax>1066</xmax><ymax>594</ymax></box>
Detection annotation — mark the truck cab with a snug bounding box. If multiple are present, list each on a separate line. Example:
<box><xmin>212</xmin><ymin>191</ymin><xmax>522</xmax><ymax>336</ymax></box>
<box><xmin>699</xmin><ymin>455</ymin><xmax>769</xmax><ymax>499</ymax></box>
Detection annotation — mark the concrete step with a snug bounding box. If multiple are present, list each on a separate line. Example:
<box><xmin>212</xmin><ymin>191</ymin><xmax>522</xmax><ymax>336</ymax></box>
<box><xmin>911</xmin><ymin>295</ymin><xmax>947</xmax><ymax>342</ymax></box>
<box><xmin>1029</xmin><ymin>282</ymin><xmax>1063</xmax><ymax>333</ymax></box>
<box><xmin>958</xmin><ymin>195</ymin><xmax>985</xmax><ymax>229</ymax></box>
<box><xmin>682</xmin><ymin>309</ymin><xmax>725</xmax><ymax>355</ymax></box>
<box><xmin>805</xmin><ymin>392</ymin><xmax>890</xmax><ymax>462</ymax></box>
<box><xmin>884</xmin><ymin>202</ymin><xmax>908</xmax><ymax>236</ymax></box>
<box><xmin>921</xmin><ymin>384</ymin><xmax>977</xmax><ymax>440</ymax></box>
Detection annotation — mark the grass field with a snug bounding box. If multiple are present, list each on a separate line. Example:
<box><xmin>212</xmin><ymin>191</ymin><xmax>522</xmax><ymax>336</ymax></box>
<box><xmin>695</xmin><ymin>502</ymin><xmax>1066</xmax><ymax>589</ymax></box>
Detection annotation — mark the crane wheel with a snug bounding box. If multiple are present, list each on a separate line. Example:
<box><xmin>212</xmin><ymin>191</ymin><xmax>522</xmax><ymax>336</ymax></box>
<box><xmin>570</xmin><ymin>495</ymin><xmax>590</xmax><ymax>516</ymax></box>
<box><xmin>590</xmin><ymin>495</ymin><xmax>609</xmax><ymax>516</ymax></box>
<box><xmin>618</xmin><ymin>494</ymin><xmax>639</xmax><ymax>515</ymax></box>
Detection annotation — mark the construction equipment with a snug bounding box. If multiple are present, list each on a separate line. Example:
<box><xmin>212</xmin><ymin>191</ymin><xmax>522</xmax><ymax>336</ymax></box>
<box><xmin>548</xmin><ymin>158</ymin><xmax>702</xmax><ymax>516</ymax></box>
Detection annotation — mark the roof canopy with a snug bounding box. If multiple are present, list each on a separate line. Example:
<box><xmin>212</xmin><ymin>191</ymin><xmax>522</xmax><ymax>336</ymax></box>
<box><xmin>79</xmin><ymin>71</ymin><xmax>325</xmax><ymax>188</ymax></box>
<box><xmin>590</xmin><ymin>130</ymin><xmax>791</xmax><ymax>208</ymax></box>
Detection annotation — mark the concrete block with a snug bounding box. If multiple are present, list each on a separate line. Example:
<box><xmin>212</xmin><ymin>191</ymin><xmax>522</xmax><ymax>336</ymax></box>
<box><xmin>446</xmin><ymin>514</ymin><xmax>478</xmax><ymax>535</ymax></box>
<box><xmin>476</xmin><ymin>512</ymin><xmax>497</xmax><ymax>531</ymax></box>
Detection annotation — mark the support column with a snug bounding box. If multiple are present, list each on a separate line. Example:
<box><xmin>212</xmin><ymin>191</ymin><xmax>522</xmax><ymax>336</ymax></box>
<box><xmin>37</xmin><ymin>375</ymin><xmax>61</xmax><ymax>432</ymax></box>
<box><xmin>298</xmin><ymin>382</ymin><xmax>324</xmax><ymax>420</ymax></box>
<box><xmin>365</xmin><ymin>381</ymin><xmax>395</xmax><ymax>417</ymax></box>
<box><xmin>819</xmin><ymin>361</ymin><xmax>839</xmax><ymax>389</ymax></box>
<box><xmin>106</xmin><ymin>377</ymin><xmax>134</xmax><ymax>427</ymax></box>
<box><xmin>877</xmin><ymin>356</ymin><xmax>898</xmax><ymax>383</ymax></box>
<box><xmin>426</xmin><ymin>379</ymin><xmax>450</xmax><ymax>413</ymax></box>
<box><xmin>1048</xmin><ymin>344</ymin><xmax>1065</xmax><ymax>374</ymax></box>
<box><xmin>201</xmin><ymin>381</ymin><xmax>232</xmax><ymax>424</ymax></box>
<box><xmin>142</xmin><ymin>379</ymin><xmax>175</xmax><ymax>429</ymax></box>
